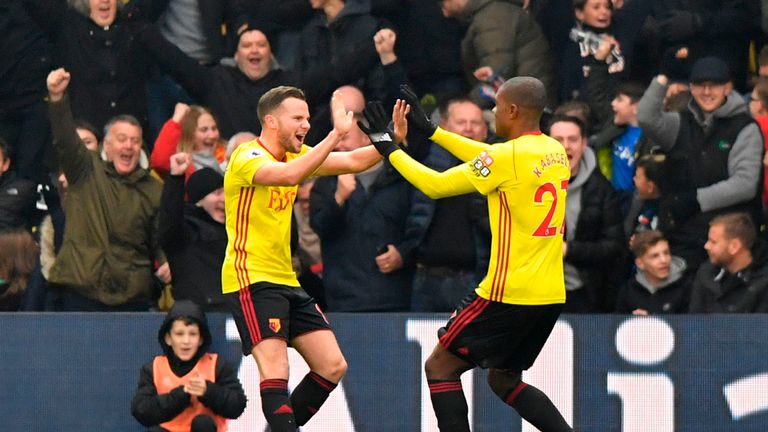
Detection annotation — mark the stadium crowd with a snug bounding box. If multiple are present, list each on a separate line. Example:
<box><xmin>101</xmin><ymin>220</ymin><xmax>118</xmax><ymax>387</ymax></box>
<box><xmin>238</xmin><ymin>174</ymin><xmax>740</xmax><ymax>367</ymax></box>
<box><xmin>2</xmin><ymin>0</ymin><xmax>768</xmax><ymax>315</ymax></box>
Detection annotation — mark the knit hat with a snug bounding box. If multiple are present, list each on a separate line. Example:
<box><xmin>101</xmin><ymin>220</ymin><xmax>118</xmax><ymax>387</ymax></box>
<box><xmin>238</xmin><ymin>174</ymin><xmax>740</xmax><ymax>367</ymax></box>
<box><xmin>186</xmin><ymin>168</ymin><xmax>223</xmax><ymax>204</ymax></box>
<box><xmin>689</xmin><ymin>56</ymin><xmax>731</xmax><ymax>84</ymax></box>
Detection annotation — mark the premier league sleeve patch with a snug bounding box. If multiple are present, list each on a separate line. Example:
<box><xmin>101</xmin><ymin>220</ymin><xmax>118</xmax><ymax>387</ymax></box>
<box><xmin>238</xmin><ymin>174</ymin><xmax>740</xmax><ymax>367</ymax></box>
<box><xmin>471</xmin><ymin>151</ymin><xmax>493</xmax><ymax>177</ymax></box>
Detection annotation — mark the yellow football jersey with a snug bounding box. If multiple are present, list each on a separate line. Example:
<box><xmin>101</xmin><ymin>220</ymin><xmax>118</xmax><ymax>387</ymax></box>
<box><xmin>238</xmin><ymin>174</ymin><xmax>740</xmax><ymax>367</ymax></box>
<box><xmin>221</xmin><ymin>140</ymin><xmax>307</xmax><ymax>293</ymax></box>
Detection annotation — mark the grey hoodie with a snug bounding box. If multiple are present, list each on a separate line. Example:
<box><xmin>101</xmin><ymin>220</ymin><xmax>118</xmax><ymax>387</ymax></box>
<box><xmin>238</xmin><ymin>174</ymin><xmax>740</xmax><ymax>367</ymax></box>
<box><xmin>636</xmin><ymin>256</ymin><xmax>687</xmax><ymax>295</ymax></box>
<box><xmin>563</xmin><ymin>146</ymin><xmax>598</xmax><ymax>290</ymax></box>
<box><xmin>637</xmin><ymin>79</ymin><xmax>763</xmax><ymax>213</ymax></box>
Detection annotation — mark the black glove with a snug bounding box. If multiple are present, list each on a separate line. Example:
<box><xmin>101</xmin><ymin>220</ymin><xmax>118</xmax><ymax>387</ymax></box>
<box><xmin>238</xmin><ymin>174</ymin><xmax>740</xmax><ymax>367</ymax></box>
<box><xmin>400</xmin><ymin>84</ymin><xmax>437</xmax><ymax>137</ymax></box>
<box><xmin>658</xmin><ymin>10</ymin><xmax>703</xmax><ymax>42</ymax></box>
<box><xmin>357</xmin><ymin>101</ymin><xmax>399</xmax><ymax>157</ymax></box>
<box><xmin>666</xmin><ymin>190</ymin><xmax>700</xmax><ymax>224</ymax></box>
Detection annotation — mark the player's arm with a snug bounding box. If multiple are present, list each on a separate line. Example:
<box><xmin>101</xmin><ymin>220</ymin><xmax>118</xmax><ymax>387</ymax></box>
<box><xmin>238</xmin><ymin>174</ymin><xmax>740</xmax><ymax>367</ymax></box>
<box><xmin>251</xmin><ymin>90</ymin><xmax>354</xmax><ymax>186</ymax></box>
<box><xmin>430</xmin><ymin>127</ymin><xmax>491</xmax><ymax>162</ymax></box>
<box><xmin>314</xmin><ymin>145</ymin><xmax>382</xmax><ymax>176</ymax></box>
<box><xmin>398</xmin><ymin>85</ymin><xmax>491</xmax><ymax>162</ymax></box>
<box><xmin>389</xmin><ymin>150</ymin><xmax>475</xmax><ymax>199</ymax></box>
<box><xmin>251</xmin><ymin>130</ymin><xmax>345</xmax><ymax>186</ymax></box>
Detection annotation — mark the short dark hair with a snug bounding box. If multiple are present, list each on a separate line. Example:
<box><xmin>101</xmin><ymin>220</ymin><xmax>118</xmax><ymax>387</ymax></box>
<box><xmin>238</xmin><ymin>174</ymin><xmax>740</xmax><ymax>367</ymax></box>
<box><xmin>553</xmin><ymin>100</ymin><xmax>591</xmax><ymax>130</ymax></box>
<box><xmin>574</xmin><ymin>0</ymin><xmax>612</xmax><ymax>11</ymax></box>
<box><xmin>74</xmin><ymin>119</ymin><xmax>101</xmax><ymax>143</ymax></box>
<box><xmin>257</xmin><ymin>86</ymin><xmax>306</xmax><ymax>127</ymax></box>
<box><xmin>710</xmin><ymin>212</ymin><xmax>756</xmax><ymax>249</ymax></box>
<box><xmin>630</xmin><ymin>230</ymin><xmax>667</xmax><ymax>258</ymax></box>
<box><xmin>635</xmin><ymin>154</ymin><xmax>666</xmax><ymax>186</ymax></box>
<box><xmin>547</xmin><ymin>114</ymin><xmax>586</xmax><ymax>138</ymax></box>
<box><xmin>615</xmin><ymin>81</ymin><xmax>645</xmax><ymax>103</ymax></box>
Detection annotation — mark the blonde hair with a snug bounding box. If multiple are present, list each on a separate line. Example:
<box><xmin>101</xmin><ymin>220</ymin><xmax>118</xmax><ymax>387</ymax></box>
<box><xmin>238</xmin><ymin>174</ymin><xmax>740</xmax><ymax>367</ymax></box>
<box><xmin>178</xmin><ymin>106</ymin><xmax>218</xmax><ymax>153</ymax></box>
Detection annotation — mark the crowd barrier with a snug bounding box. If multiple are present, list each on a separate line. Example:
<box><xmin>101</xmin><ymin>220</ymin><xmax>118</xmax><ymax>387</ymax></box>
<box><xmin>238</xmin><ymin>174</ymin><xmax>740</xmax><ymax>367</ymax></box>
<box><xmin>1</xmin><ymin>313</ymin><xmax>767</xmax><ymax>431</ymax></box>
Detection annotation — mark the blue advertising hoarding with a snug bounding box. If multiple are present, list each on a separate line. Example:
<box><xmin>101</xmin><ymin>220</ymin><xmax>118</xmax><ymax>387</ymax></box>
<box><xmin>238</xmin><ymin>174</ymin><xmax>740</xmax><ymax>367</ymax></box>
<box><xmin>1</xmin><ymin>313</ymin><xmax>766</xmax><ymax>431</ymax></box>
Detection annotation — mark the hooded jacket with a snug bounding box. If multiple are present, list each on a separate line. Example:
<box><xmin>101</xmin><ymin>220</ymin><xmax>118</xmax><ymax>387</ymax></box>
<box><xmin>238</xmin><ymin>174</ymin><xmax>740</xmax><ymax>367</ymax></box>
<box><xmin>159</xmin><ymin>175</ymin><xmax>228</xmax><ymax>311</ymax></box>
<box><xmin>564</xmin><ymin>147</ymin><xmax>626</xmax><ymax>311</ymax></box>
<box><xmin>616</xmin><ymin>256</ymin><xmax>691</xmax><ymax>313</ymax></box>
<box><xmin>131</xmin><ymin>300</ymin><xmax>247</xmax><ymax>430</ymax></box>
<box><xmin>47</xmin><ymin>95</ymin><xmax>163</xmax><ymax>306</ymax></box>
<box><xmin>638</xmin><ymin>79</ymin><xmax>764</xmax><ymax>267</ymax></box>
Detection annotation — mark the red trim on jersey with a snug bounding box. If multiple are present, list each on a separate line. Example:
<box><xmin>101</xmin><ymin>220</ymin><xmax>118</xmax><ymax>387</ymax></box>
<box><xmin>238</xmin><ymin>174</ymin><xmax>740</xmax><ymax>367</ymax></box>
<box><xmin>256</xmin><ymin>138</ymin><xmax>286</xmax><ymax>162</ymax></box>
<box><xmin>521</xmin><ymin>131</ymin><xmax>543</xmax><ymax>136</ymax></box>
<box><xmin>439</xmin><ymin>297</ymin><xmax>489</xmax><ymax>348</ymax></box>
<box><xmin>240</xmin><ymin>287</ymin><xmax>262</xmax><ymax>344</ymax></box>
<box><xmin>428</xmin><ymin>381</ymin><xmax>463</xmax><ymax>394</ymax></box>
<box><xmin>505</xmin><ymin>382</ymin><xmax>529</xmax><ymax>405</ymax></box>
<box><xmin>234</xmin><ymin>187</ymin><xmax>255</xmax><ymax>288</ymax></box>
<box><xmin>490</xmin><ymin>192</ymin><xmax>512</xmax><ymax>301</ymax></box>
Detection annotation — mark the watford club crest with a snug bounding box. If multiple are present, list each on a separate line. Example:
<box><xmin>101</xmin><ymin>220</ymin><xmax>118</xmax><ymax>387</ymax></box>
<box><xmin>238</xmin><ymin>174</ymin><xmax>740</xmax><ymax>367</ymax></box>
<box><xmin>268</xmin><ymin>318</ymin><xmax>281</xmax><ymax>333</ymax></box>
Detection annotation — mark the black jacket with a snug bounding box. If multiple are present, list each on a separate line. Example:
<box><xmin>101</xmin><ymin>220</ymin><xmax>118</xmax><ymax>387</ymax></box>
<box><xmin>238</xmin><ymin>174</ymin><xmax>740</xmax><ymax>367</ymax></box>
<box><xmin>616</xmin><ymin>257</ymin><xmax>691</xmax><ymax>314</ymax></box>
<box><xmin>29</xmin><ymin>1</ymin><xmax>152</xmax><ymax>134</ymax></box>
<box><xmin>689</xmin><ymin>241</ymin><xmax>768</xmax><ymax>313</ymax></box>
<box><xmin>0</xmin><ymin>171</ymin><xmax>38</xmax><ymax>232</ymax></box>
<box><xmin>158</xmin><ymin>175</ymin><xmax>228</xmax><ymax>312</ymax></box>
<box><xmin>566</xmin><ymin>153</ymin><xmax>627</xmax><ymax>311</ymax></box>
<box><xmin>131</xmin><ymin>301</ymin><xmax>247</xmax><ymax>428</ymax></box>
<box><xmin>134</xmin><ymin>22</ymin><xmax>296</xmax><ymax>138</ymax></box>
<box><xmin>310</xmin><ymin>163</ymin><xmax>414</xmax><ymax>312</ymax></box>
<box><xmin>0</xmin><ymin>1</ymin><xmax>52</xmax><ymax>111</ymax></box>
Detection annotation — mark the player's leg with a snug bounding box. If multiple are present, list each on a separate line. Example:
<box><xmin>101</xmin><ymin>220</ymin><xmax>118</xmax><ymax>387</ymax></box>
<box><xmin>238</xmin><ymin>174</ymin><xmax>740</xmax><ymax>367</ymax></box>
<box><xmin>424</xmin><ymin>343</ymin><xmax>475</xmax><ymax>432</ymax></box>
<box><xmin>290</xmin><ymin>329</ymin><xmax>348</xmax><ymax>426</ymax></box>
<box><xmin>487</xmin><ymin>369</ymin><xmax>572</xmax><ymax>432</ymax></box>
<box><xmin>226</xmin><ymin>284</ymin><xmax>296</xmax><ymax>431</ymax></box>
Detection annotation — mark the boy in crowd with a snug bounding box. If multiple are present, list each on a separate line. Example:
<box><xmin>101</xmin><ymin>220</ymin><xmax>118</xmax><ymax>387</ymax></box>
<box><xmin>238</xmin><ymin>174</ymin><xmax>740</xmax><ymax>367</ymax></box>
<box><xmin>616</xmin><ymin>230</ymin><xmax>690</xmax><ymax>315</ymax></box>
<box><xmin>131</xmin><ymin>300</ymin><xmax>247</xmax><ymax>431</ymax></box>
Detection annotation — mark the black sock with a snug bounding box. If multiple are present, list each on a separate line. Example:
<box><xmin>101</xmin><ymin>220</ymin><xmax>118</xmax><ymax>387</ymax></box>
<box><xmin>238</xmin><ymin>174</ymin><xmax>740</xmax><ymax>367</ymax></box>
<box><xmin>428</xmin><ymin>379</ymin><xmax>470</xmax><ymax>432</ymax></box>
<box><xmin>260</xmin><ymin>379</ymin><xmax>296</xmax><ymax>432</ymax></box>
<box><xmin>505</xmin><ymin>382</ymin><xmax>572</xmax><ymax>432</ymax></box>
<box><xmin>290</xmin><ymin>371</ymin><xmax>338</xmax><ymax>426</ymax></box>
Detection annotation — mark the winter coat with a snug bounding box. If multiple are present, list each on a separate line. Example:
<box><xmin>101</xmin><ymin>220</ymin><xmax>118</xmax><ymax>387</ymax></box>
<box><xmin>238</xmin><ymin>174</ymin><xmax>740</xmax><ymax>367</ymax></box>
<box><xmin>0</xmin><ymin>171</ymin><xmax>37</xmax><ymax>232</ymax></box>
<box><xmin>0</xmin><ymin>1</ymin><xmax>52</xmax><ymax>111</ymax></box>
<box><xmin>404</xmin><ymin>141</ymin><xmax>490</xmax><ymax>273</ymax></box>
<box><xmin>616</xmin><ymin>256</ymin><xmax>691</xmax><ymax>313</ymax></box>
<box><xmin>47</xmin><ymin>95</ymin><xmax>163</xmax><ymax>306</ymax></box>
<box><xmin>459</xmin><ymin>0</ymin><xmax>557</xmax><ymax>107</ymax></box>
<box><xmin>638</xmin><ymin>79</ymin><xmax>764</xmax><ymax>267</ymax></box>
<box><xmin>29</xmin><ymin>0</ymin><xmax>152</xmax><ymax>134</ymax></box>
<box><xmin>689</xmin><ymin>241</ymin><xmax>768</xmax><ymax>313</ymax></box>
<box><xmin>158</xmin><ymin>175</ymin><xmax>228</xmax><ymax>311</ymax></box>
<box><xmin>310</xmin><ymin>163</ymin><xmax>414</xmax><ymax>312</ymax></box>
<box><xmin>565</xmin><ymin>148</ymin><xmax>626</xmax><ymax>311</ymax></box>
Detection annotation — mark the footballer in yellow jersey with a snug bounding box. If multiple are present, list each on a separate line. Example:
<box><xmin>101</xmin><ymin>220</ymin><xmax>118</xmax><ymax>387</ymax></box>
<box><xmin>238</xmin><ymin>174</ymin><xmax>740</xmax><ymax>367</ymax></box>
<box><xmin>221</xmin><ymin>86</ymin><xmax>381</xmax><ymax>431</ymax></box>
<box><xmin>359</xmin><ymin>79</ymin><xmax>573</xmax><ymax>431</ymax></box>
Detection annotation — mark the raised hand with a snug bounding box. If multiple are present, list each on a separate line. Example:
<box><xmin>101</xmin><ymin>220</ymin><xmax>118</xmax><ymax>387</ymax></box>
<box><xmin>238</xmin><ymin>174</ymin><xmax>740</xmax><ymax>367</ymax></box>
<box><xmin>330</xmin><ymin>89</ymin><xmax>354</xmax><ymax>137</ymax></box>
<box><xmin>169</xmin><ymin>152</ymin><xmax>192</xmax><ymax>176</ymax></box>
<box><xmin>374</xmin><ymin>28</ymin><xmax>397</xmax><ymax>65</ymax></box>
<box><xmin>399</xmin><ymin>84</ymin><xmax>436</xmax><ymax>137</ymax></box>
<box><xmin>392</xmin><ymin>99</ymin><xmax>410</xmax><ymax>144</ymax></box>
<box><xmin>47</xmin><ymin>68</ymin><xmax>71</xmax><ymax>102</ymax></box>
<box><xmin>172</xmin><ymin>103</ymin><xmax>191</xmax><ymax>123</ymax></box>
